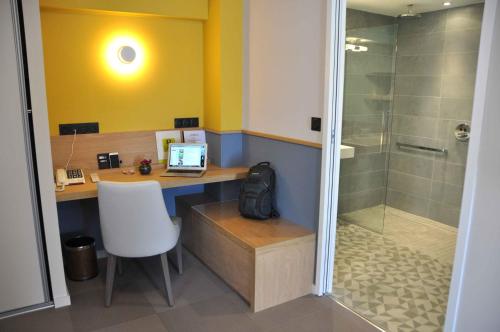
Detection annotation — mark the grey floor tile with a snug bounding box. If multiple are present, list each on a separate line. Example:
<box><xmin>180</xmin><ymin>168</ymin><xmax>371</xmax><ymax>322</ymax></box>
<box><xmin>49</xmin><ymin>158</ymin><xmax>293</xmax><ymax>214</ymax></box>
<box><xmin>68</xmin><ymin>283</ymin><xmax>155</xmax><ymax>332</ymax></box>
<box><xmin>0</xmin><ymin>307</ymin><xmax>74</xmax><ymax>332</ymax></box>
<box><xmin>246</xmin><ymin>294</ymin><xmax>334</xmax><ymax>330</ymax></box>
<box><xmin>90</xmin><ymin>314</ymin><xmax>167</xmax><ymax>332</ymax></box>
<box><xmin>158</xmin><ymin>293</ymin><xmax>262</xmax><ymax>332</ymax></box>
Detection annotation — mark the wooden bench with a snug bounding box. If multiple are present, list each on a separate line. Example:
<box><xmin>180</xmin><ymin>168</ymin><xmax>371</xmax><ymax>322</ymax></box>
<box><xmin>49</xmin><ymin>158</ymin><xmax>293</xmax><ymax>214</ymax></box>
<box><xmin>180</xmin><ymin>199</ymin><xmax>315</xmax><ymax>312</ymax></box>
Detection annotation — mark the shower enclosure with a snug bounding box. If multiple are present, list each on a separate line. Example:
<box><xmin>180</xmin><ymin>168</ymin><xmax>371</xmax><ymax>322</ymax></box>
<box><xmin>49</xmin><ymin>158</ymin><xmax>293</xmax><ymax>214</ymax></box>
<box><xmin>334</xmin><ymin>4</ymin><xmax>483</xmax><ymax>331</ymax></box>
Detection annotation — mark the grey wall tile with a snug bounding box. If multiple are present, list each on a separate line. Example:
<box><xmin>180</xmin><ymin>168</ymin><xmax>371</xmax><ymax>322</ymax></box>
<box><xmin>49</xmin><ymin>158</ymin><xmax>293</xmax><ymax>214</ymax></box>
<box><xmin>433</xmin><ymin>160</ymin><xmax>466</xmax><ymax>186</ymax></box>
<box><xmin>339</xmin><ymin>188</ymin><xmax>386</xmax><ymax>214</ymax></box>
<box><xmin>394</xmin><ymin>95</ymin><xmax>440</xmax><ymax>117</ymax></box>
<box><xmin>398</xmin><ymin>10</ymin><xmax>447</xmax><ymax>36</ymax></box>
<box><xmin>397</xmin><ymin>32</ymin><xmax>445</xmax><ymax>55</ymax></box>
<box><xmin>436</xmin><ymin>139</ymin><xmax>469</xmax><ymax>164</ymax></box>
<box><xmin>428</xmin><ymin>202</ymin><xmax>461</xmax><ymax>227</ymax></box>
<box><xmin>440</xmin><ymin>98</ymin><xmax>473</xmax><ymax>120</ymax></box>
<box><xmin>340</xmin><ymin>152</ymin><xmax>387</xmax><ymax>176</ymax></box>
<box><xmin>346</xmin><ymin>53</ymin><xmax>394</xmax><ymax>75</ymax></box>
<box><xmin>386</xmin><ymin>189</ymin><xmax>429</xmax><ymax>217</ymax></box>
<box><xmin>443</xmin><ymin>53</ymin><xmax>479</xmax><ymax>77</ymax></box>
<box><xmin>446</xmin><ymin>4</ymin><xmax>484</xmax><ymax>31</ymax></box>
<box><xmin>347</xmin><ymin>9</ymin><xmax>395</xmax><ymax>30</ymax></box>
<box><xmin>444</xmin><ymin>29</ymin><xmax>481</xmax><ymax>53</ymax></box>
<box><xmin>441</xmin><ymin>75</ymin><xmax>476</xmax><ymax>99</ymax></box>
<box><xmin>388</xmin><ymin>170</ymin><xmax>432</xmax><ymax>197</ymax></box>
<box><xmin>430</xmin><ymin>181</ymin><xmax>464</xmax><ymax>207</ymax></box>
<box><xmin>396</xmin><ymin>55</ymin><xmax>444</xmax><ymax>76</ymax></box>
<box><xmin>340</xmin><ymin>170</ymin><xmax>387</xmax><ymax>194</ymax></box>
<box><xmin>395</xmin><ymin>75</ymin><xmax>442</xmax><ymax>97</ymax></box>
<box><xmin>391</xmin><ymin>114</ymin><xmax>438</xmax><ymax>139</ymax></box>
<box><xmin>345</xmin><ymin>75</ymin><xmax>392</xmax><ymax>95</ymax></box>
<box><xmin>388</xmin><ymin>152</ymin><xmax>434</xmax><ymax>178</ymax></box>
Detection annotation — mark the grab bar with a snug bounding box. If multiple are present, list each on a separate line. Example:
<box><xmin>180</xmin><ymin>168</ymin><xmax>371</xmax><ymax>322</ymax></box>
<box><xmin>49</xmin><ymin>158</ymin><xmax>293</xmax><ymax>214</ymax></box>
<box><xmin>396</xmin><ymin>142</ymin><xmax>448</xmax><ymax>154</ymax></box>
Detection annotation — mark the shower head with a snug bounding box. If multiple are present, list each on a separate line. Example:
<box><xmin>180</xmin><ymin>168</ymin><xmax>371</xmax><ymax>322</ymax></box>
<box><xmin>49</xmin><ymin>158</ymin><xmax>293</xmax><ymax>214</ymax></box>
<box><xmin>398</xmin><ymin>4</ymin><xmax>422</xmax><ymax>18</ymax></box>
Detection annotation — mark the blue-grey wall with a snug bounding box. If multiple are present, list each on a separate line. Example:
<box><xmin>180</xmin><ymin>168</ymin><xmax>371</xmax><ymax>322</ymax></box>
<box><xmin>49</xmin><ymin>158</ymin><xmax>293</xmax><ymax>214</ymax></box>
<box><xmin>243</xmin><ymin>134</ymin><xmax>322</xmax><ymax>231</ymax></box>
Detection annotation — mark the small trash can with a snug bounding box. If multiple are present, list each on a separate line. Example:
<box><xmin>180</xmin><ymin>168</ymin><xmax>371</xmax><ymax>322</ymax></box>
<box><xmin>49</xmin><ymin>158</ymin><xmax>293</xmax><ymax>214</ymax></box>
<box><xmin>64</xmin><ymin>236</ymin><xmax>98</xmax><ymax>281</ymax></box>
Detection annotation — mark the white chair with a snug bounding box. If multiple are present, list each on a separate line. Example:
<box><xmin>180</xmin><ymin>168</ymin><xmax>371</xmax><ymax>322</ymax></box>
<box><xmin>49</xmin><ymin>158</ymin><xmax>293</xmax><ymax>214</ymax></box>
<box><xmin>97</xmin><ymin>180</ymin><xmax>182</xmax><ymax>307</ymax></box>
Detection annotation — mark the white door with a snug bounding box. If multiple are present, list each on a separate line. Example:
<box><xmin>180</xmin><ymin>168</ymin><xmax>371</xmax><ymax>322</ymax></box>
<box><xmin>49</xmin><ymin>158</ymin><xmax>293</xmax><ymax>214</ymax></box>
<box><xmin>0</xmin><ymin>0</ymin><xmax>48</xmax><ymax>314</ymax></box>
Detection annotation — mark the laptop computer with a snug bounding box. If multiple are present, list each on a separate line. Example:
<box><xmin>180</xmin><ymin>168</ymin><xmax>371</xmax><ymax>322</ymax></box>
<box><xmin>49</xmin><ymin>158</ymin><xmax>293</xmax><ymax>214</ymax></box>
<box><xmin>161</xmin><ymin>143</ymin><xmax>207</xmax><ymax>178</ymax></box>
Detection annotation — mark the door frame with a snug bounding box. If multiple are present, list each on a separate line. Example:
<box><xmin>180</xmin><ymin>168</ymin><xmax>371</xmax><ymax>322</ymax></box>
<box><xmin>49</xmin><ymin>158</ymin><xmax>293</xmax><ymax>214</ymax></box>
<box><xmin>315</xmin><ymin>1</ymin><xmax>499</xmax><ymax>331</ymax></box>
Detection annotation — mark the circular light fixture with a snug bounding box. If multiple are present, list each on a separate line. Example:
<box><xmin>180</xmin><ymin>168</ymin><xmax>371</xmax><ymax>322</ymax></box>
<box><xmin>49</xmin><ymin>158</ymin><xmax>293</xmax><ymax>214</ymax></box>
<box><xmin>105</xmin><ymin>36</ymin><xmax>145</xmax><ymax>77</ymax></box>
<box><xmin>117</xmin><ymin>46</ymin><xmax>136</xmax><ymax>64</ymax></box>
<box><xmin>443</xmin><ymin>1</ymin><xmax>451</xmax><ymax>6</ymax></box>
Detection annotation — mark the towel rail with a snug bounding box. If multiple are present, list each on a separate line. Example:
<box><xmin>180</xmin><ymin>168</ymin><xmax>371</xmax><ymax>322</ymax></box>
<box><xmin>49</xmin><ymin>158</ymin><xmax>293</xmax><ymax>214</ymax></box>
<box><xmin>396</xmin><ymin>142</ymin><xmax>447</xmax><ymax>154</ymax></box>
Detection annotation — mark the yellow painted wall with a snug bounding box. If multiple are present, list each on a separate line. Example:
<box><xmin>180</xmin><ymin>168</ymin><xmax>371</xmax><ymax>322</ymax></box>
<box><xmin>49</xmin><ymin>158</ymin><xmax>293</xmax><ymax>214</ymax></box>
<box><xmin>40</xmin><ymin>0</ymin><xmax>208</xmax><ymax>20</ymax></box>
<box><xmin>41</xmin><ymin>8</ymin><xmax>204</xmax><ymax>135</ymax></box>
<box><xmin>203</xmin><ymin>0</ymin><xmax>243</xmax><ymax>132</ymax></box>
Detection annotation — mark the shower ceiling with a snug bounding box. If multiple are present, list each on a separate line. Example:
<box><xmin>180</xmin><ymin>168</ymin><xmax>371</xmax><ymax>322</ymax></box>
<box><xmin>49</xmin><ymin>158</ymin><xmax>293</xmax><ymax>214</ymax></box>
<box><xmin>348</xmin><ymin>0</ymin><xmax>484</xmax><ymax>16</ymax></box>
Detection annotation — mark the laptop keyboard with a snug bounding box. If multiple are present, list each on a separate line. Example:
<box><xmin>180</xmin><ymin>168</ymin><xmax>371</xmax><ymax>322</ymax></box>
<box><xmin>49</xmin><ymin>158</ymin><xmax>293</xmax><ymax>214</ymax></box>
<box><xmin>167</xmin><ymin>169</ymin><xmax>203</xmax><ymax>173</ymax></box>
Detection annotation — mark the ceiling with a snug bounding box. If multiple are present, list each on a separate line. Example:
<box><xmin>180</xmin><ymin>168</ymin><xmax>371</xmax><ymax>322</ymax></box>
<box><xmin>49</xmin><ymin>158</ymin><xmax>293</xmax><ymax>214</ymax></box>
<box><xmin>348</xmin><ymin>0</ymin><xmax>484</xmax><ymax>17</ymax></box>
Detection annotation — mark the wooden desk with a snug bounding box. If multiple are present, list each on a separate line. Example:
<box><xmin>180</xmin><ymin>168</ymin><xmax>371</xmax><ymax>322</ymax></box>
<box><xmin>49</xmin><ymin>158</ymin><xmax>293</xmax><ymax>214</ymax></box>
<box><xmin>55</xmin><ymin>165</ymin><xmax>248</xmax><ymax>202</ymax></box>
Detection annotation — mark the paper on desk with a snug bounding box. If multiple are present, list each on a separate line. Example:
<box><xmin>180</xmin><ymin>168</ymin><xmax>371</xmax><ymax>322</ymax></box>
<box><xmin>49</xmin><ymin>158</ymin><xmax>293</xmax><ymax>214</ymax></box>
<box><xmin>156</xmin><ymin>130</ymin><xmax>182</xmax><ymax>163</ymax></box>
<box><xmin>183</xmin><ymin>130</ymin><xmax>206</xmax><ymax>143</ymax></box>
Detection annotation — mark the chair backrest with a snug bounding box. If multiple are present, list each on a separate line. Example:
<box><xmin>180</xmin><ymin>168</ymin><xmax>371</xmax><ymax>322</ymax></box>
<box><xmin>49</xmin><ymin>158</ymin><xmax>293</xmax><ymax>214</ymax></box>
<box><xmin>97</xmin><ymin>181</ymin><xmax>179</xmax><ymax>257</ymax></box>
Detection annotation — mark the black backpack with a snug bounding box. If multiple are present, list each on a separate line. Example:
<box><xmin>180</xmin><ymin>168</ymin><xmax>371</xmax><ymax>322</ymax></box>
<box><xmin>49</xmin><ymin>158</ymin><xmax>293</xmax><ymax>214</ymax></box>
<box><xmin>239</xmin><ymin>162</ymin><xmax>279</xmax><ymax>220</ymax></box>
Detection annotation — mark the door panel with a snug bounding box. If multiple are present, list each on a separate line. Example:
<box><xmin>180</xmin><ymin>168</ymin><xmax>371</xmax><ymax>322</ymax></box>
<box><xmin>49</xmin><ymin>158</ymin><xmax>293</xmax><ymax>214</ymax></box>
<box><xmin>0</xmin><ymin>0</ymin><xmax>47</xmax><ymax>313</ymax></box>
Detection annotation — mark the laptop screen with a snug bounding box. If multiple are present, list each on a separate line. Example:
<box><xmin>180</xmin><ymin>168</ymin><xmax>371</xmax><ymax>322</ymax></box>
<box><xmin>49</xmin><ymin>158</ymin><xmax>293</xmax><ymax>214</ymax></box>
<box><xmin>168</xmin><ymin>144</ymin><xmax>206</xmax><ymax>169</ymax></box>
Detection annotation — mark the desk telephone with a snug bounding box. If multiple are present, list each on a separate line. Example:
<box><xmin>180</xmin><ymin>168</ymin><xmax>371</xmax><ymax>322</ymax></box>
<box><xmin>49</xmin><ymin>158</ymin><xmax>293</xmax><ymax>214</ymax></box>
<box><xmin>55</xmin><ymin>168</ymin><xmax>85</xmax><ymax>191</ymax></box>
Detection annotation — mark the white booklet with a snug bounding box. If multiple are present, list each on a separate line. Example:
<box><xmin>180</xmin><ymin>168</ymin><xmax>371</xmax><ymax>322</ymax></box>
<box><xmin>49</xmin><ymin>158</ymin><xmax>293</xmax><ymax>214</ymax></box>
<box><xmin>183</xmin><ymin>129</ymin><xmax>206</xmax><ymax>144</ymax></box>
<box><xmin>155</xmin><ymin>130</ymin><xmax>182</xmax><ymax>164</ymax></box>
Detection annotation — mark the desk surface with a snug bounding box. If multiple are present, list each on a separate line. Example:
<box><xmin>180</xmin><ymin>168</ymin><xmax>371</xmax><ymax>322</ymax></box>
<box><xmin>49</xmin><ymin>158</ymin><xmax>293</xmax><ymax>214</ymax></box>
<box><xmin>56</xmin><ymin>165</ymin><xmax>249</xmax><ymax>202</ymax></box>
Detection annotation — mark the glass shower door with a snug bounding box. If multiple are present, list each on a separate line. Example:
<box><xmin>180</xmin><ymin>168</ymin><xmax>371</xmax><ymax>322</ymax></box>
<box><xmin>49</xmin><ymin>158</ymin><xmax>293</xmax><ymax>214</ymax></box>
<box><xmin>338</xmin><ymin>23</ymin><xmax>398</xmax><ymax>233</ymax></box>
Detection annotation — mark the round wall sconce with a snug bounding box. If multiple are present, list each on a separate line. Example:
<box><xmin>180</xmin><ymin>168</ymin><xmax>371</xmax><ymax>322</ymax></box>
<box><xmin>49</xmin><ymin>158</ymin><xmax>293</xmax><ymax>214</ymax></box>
<box><xmin>105</xmin><ymin>36</ymin><xmax>145</xmax><ymax>77</ymax></box>
<box><xmin>117</xmin><ymin>46</ymin><xmax>136</xmax><ymax>64</ymax></box>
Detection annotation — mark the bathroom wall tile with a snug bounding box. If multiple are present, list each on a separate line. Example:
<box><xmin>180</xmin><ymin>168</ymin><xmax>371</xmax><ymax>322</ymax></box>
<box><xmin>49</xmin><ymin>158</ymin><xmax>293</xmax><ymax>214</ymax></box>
<box><xmin>344</xmin><ymin>94</ymin><xmax>375</xmax><ymax>116</ymax></box>
<box><xmin>440</xmin><ymin>98</ymin><xmax>473</xmax><ymax>121</ymax></box>
<box><xmin>428</xmin><ymin>202</ymin><xmax>461</xmax><ymax>227</ymax></box>
<box><xmin>388</xmin><ymin>170</ymin><xmax>432</xmax><ymax>197</ymax></box>
<box><xmin>398</xmin><ymin>10</ymin><xmax>447</xmax><ymax>36</ymax></box>
<box><xmin>388</xmin><ymin>152</ymin><xmax>434</xmax><ymax>178</ymax></box>
<box><xmin>340</xmin><ymin>152</ymin><xmax>387</xmax><ymax>176</ymax></box>
<box><xmin>396</xmin><ymin>55</ymin><xmax>444</xmax><ymax>76</ymax></box>
<box><xmin>444</xmin><ymin>29</ymin><xmax>481</xmax><ymax>53</ymax></box>
<box><xmin>430</xmin><ymin>181</ymin><xmax>464</xmax><ymax>207</ymax></box>
<box><xmin>441</xmin><ymin>75</ymin><xmax>476</xmax><ymax>99</ymax></box>
<box><xmin>346</xmin><ymin>53</ymin><xmax>394</xmax><ymax>75</ymax></box>
<box><xmin>340</xmin><ymin>170</ymin><xmax>387</xmax><ymax>194</ymax></box>
<box><xmin>443</xmin><ymin>53</ymin><xmax>479</xmax><ymax>77</ymax></box>
<box><xmin>353</xmin><ymin>115</ymin><xmax>385</xmax><ymax>136</ymax></box>
<box><xmin>432</xmin><ymin>160</ymin><xmax>466</xmax><ymax>186</ymax></box>
<box><xmin>338</xmin><ymin>188</ymin><xmax>386</xmax><ymax>214</ymax></box>
<box><xmin>347</xmin><ymin>9</ymin><xmax>395</xmax><ymax>30</ymax></box>
<box><xmin>345</xmin><ymin>75</ymin><xmax>391</xmax><ymax>95</ymax></box>
<box><xmin>393</xmin><ymin>96</ymin><xmax>440</xmax><ymax>117</ymax></box>
<box><xmin>395</xmin><ymin>75</ymin><xmax>442</xmax><ymax>97</ymax></box>
<box><xmin>446</xmin><ymin>4</ymin><xmax>484</xmax><ymax>31</ymax></box>
<box><xmin>397</xmin><ymin>32</ymin><xmax>445</xmax><ymax>55</ymax></box>
<box><xmin>436</xmin><ymin>119</ymin><xmax>453</xmax><ymax>141</ymax></box>
<box><xmin>386</xmin><ymin>189</ymin><xmax>429</xmax><ymax>217</ymax></box>
<box><xmin>391</xmin><ymin>114</ymin><xmax>438</xmax><ymax>139</ymax></box>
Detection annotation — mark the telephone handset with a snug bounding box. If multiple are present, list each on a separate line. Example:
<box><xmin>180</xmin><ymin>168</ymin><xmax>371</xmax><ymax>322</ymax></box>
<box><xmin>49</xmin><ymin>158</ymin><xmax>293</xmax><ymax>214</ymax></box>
<box><xmin>55</xmin><ymin>168</ymin><xmax>85</xmax><ymax>192</ymax></box>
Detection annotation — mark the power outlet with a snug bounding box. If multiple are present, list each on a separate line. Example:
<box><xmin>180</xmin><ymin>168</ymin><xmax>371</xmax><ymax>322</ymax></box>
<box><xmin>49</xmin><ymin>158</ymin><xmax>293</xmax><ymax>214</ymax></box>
<box><xmin>311</xmin><ymin>117</ymin><xmax>321</xmax><ymax>132</ymax></box>
<box><xmin>59</xmin><ymin>122</ymin><xmax>99</xmax><ymax>135</ymax></box>
<box><xmin>174</xmin><ymin>117</ymin><xmax>199</xmax><ymax>128</ymax></box>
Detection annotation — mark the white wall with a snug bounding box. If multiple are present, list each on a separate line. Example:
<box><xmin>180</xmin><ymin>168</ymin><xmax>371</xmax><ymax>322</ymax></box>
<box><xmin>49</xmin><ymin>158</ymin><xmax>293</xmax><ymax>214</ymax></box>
<box><xmin>445</xmin><ymin>0</ymin><xmax>500</xmax><ymax>330</ymax></box>
<box><xmin>23</xmin><ymin>0</ymin><xmax>70</xmax><ymax>307</ymax></box>
<box><xmin>245</xmin><ymin>0</ymin><xmax>327</xmax><ymax>143</ymax></box>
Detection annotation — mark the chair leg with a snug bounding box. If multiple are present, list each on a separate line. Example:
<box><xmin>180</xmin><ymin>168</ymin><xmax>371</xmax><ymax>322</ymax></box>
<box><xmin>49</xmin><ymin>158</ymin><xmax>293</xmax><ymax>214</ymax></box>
<box><xmin>117</xmin><ymin>257</ymin><xmax>123</xmax><ymax>276</ymax></box>
<box><xmin>105</xmin><ymin>254</ymin><xmax>117</xmax><ymax>307</ymax></box>
<box><xmin>160</xmin><ymin>253</ymin><xmax>174</xmax><ymax>306</ymax></box>
<box><xmin>176</xmin><ymin>241</ymin><xmax>183</xmax><ymax>275</ymax></box>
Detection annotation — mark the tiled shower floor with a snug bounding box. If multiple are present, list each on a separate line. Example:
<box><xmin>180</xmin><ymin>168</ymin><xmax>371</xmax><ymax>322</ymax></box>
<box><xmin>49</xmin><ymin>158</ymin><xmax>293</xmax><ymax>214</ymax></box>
<box><xmin>333</xmin><ymin>206</ymin><xmax>458</xmax><ymax>331</ymax></box>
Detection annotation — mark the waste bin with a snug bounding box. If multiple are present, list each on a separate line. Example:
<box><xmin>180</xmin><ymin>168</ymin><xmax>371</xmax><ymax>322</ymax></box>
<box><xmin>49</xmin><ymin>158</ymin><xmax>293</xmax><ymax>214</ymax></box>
<box><xmin>64</xmin><ymin>236</ymin><xmax>98</xmax><ymax>281</ymax></box>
